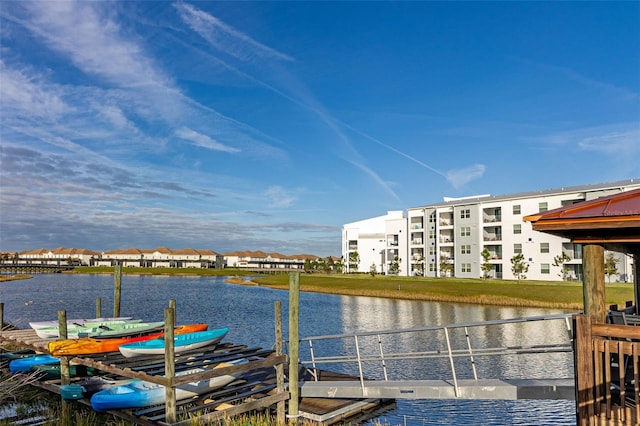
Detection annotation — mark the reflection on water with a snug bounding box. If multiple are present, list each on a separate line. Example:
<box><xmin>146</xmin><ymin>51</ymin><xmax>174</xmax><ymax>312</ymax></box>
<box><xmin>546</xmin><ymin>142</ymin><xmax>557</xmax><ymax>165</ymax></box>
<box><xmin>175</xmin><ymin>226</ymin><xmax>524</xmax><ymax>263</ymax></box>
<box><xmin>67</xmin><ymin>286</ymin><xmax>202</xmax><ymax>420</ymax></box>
<box><xmin>0</xmin><ymin>274</ymin><xmax>577</xmax><ymax>425</ymax></box>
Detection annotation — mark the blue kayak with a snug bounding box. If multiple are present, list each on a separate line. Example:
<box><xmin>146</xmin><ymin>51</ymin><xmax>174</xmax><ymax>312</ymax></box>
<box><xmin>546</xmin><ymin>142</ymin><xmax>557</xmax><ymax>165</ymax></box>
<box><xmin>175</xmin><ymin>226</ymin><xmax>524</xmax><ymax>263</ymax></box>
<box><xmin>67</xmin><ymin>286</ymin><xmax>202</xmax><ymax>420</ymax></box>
<box><xmin>118</xmin><ymin>327</ymin><xmax>228</xmax><ymax>358</ymax></box>
<box><xmin>90</xmin><ymin>358</ymin><xmax>247</xmax><ymax>411</ymax></box>
<box><xmin>9</xmin><ymin>354</ymin><xmax>59</xmax><ymax>373</ymax></box>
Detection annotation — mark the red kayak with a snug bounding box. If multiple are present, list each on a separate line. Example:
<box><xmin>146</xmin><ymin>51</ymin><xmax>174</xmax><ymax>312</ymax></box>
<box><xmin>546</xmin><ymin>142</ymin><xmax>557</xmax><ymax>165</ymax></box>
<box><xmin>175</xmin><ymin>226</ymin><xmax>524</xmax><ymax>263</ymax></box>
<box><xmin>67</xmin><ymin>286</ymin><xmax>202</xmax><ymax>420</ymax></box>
<box><xmin>47</xmin><ymin>323</ymin><xmax>208</xmax><ymax>356</ymax></box>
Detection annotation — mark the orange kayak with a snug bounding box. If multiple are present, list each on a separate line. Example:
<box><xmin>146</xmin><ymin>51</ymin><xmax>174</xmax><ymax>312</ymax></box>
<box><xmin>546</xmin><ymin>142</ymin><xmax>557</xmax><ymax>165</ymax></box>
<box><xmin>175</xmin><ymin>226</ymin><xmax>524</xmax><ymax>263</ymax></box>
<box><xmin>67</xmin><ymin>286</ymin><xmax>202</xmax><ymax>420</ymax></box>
<box><xmin>47</xmin><ymin>323</ymin><xmax>208</xmax><ymax>356</ymax></box>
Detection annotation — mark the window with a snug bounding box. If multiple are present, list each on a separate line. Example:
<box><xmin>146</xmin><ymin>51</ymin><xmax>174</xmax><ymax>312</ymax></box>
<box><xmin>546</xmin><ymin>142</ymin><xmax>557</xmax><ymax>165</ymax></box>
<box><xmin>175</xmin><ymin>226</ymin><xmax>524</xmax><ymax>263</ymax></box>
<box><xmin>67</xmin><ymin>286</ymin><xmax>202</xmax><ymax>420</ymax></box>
<box><xmin>429</xmin><ymin>230</ymin><xmax>435</xmax><ymax>239</ymax></box>
<box><xmin>429</xmin><ymin>247</ymin><xmax>435</xmax><ymax>255</ymax></box>
<box><xmin>461</xmin><ymin>263</ymin><xmax>471</xmax><ymax>273</ymax></box>
<box><xmin>513</xmin><ymin>205</ymin><xmax>521</xmax><ymax>215</ymax></box>
<box><xmin>539</xmin><ymin>202</ymin><xmax>548</xmax><ymax>212</ymax></box>
<box><xmin>429</xmin><ymin>214</ymin><xmax>436</xmax><ymax>223</ymax></box>
<box><xmin>513</xmin><ymin>224</ymin><xmax>522</xmax><ymax>234</ymax></box>
<box><xmin>540</xmin><ymin>242</ymin><xmax>550</xmax><ymax>253</ymax></box>
<box><xmin>460</xmin><ymin>209</ymin><xmax>470</xmax><ymax>219</ymax></box>
<box><xmin>514</xmin><ymin>243</ymin><xmax>522</xmax><ymax>254</ymax></box>
<box><xmin>541</xmin><ymin>263</ymin><xmax>550</xmax><ymax>274</ymax></box>
<box><xmin>429</xmin><ymin>263</ymin><xmax>435</xmax><ymax>272</ymax></box>
<box><xmin>460</xmin><ymin>226</ymin><xmax>471</xmax><ymax>237</ymax></box>
<box><xmin>461</xmin><ymin>245</ymin><xmax>471</xmax><ymax>255</ymax></box>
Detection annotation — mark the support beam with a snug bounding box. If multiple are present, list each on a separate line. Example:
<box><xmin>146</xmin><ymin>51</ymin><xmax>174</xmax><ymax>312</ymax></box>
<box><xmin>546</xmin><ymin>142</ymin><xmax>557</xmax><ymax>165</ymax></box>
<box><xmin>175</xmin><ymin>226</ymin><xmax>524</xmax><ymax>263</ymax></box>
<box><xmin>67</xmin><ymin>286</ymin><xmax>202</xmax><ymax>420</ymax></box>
<box><xmin>583</xmin><ymin>244</ymin><xmax>605</xmax><ymax>324</ymax></box>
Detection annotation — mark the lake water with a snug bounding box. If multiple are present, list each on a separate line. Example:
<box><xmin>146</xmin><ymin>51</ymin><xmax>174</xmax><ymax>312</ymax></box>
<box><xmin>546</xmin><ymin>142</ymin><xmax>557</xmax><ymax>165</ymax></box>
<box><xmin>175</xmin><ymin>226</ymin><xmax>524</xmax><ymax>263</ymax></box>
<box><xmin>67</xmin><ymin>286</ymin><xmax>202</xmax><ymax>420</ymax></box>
<box><xmin>0</xmin><ymin>274</ymin><xmax>577</xmax><ymax>425</ymax></box>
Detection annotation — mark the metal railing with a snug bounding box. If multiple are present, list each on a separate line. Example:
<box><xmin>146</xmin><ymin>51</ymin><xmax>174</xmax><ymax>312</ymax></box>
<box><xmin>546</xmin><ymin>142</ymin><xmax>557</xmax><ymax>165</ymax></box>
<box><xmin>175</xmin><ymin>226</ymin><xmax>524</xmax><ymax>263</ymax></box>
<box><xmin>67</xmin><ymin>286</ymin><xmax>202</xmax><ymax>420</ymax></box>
<box><xmin>292</xmin><ymin>313</ymin><xmax>575</xmax><ymax>398</ymax></box>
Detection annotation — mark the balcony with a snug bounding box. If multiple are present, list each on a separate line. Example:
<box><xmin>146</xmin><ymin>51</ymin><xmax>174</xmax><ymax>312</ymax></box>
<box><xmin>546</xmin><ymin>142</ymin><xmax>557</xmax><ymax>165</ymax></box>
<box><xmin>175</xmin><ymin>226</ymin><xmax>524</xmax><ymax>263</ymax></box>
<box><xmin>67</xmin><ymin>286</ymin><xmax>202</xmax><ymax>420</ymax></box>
<box><xmin>483</xmin><ymin>214</ymin><xmax>502</xmax><ymax>223</ymax></box>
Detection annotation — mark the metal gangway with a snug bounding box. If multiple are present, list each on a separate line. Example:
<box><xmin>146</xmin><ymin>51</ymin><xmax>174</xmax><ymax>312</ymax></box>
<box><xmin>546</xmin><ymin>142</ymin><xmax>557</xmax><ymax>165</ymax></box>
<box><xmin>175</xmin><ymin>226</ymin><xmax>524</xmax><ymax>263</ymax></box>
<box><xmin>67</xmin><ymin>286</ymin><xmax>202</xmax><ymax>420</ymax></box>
<box><xmin>293</xmin><ymin>313</ymin><xmax>577</xmax><ymax>401</ymax></box>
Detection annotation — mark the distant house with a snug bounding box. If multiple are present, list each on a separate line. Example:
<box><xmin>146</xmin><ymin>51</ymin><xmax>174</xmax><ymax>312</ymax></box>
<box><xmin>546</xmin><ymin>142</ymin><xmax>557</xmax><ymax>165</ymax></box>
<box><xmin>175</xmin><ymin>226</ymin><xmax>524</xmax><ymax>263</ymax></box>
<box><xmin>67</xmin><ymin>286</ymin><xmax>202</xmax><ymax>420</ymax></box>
<box><xmin>5</xmin><ymin>247</ymin><xmax>322</xmax><ymax>271</ymax></box>
<box><xmin>18</xmin><ymin>247</ymin><xmax>100</xmax><ymax>266</ymax></box>
<box><xmin>223</xmin><ymin>250</ymin><xmax>319</xmax><ymax>270</ymax></box>
<box><xmin>99</xmin><ymin>247</ymin><xmax>223</xmax><ymax>268</ymax></box>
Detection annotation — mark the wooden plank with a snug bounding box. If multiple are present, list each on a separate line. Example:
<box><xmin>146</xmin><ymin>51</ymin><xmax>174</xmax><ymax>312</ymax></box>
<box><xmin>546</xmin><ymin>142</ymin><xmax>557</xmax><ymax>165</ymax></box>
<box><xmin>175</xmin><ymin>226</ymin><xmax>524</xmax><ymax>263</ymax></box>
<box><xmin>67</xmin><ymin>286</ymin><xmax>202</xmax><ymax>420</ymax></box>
<box><xmin>162</xmin><ymin>391</ymin><xmax>289</xmax><ymax>426</ymax></box>
<box><xmin>574</xmin><ymin>315</ymin><xmax>595</xmax><ymax>426</ymax></box>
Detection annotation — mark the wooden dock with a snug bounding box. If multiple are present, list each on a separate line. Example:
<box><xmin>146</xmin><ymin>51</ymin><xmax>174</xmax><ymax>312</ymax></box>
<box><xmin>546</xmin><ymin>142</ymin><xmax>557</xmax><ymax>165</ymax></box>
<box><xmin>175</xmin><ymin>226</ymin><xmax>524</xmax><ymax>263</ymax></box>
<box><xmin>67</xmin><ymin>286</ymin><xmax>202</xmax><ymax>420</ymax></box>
<box><xmin>0</xmin><ymin>328</ymin><xmax>392</xmax><ymax>425</ymax></box>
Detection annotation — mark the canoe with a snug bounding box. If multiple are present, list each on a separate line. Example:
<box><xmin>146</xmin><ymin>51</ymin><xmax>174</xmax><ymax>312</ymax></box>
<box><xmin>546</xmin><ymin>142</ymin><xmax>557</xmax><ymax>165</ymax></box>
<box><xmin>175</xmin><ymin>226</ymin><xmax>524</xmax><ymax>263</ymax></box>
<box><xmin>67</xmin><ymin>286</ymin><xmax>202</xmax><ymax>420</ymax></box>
<box><xmin>48</xmin><ymin>323</ymin><xmax>209</xmax><ymax>356</ymax></box>
<box><xmin>30</xmin><ymin>363</ymin><xmax>102</xmax><ymax>380</ymax></box>
<box><xmin>9</xmin><ymin>354</ymin><xmax>59</xmax><ymax>373</ymax></box>
<box><xmin>90</xmin><ymin>358</ymin><xmax>247</xmax><ymax>411</ymax></box>
<box><xmin>29</xmin><ymin>316</ymin><xmax>133</xmax><ymax>330</ymax></box>
<box><xmin>74</xmin><ymin>376</ymin><xmax>138</xmax><ymax>398</ymax></box>
<box><xmin>118</xmin><ymin>327</ymin><xmax>229</xmax><ymax>358</ymax></box>
<box><xmin>34</xmin><ymin>319</ymin><xmax>145</xmax><ymax>339</ymax></box>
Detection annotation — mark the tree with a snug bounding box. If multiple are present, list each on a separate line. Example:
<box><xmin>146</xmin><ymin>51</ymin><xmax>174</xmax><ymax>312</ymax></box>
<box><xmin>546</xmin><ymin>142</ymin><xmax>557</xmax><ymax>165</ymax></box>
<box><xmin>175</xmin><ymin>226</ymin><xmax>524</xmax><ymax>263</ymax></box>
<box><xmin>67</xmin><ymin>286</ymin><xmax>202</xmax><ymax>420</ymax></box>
<box><xmin>335</xmin><ymin>257</ymin><xmax>344</xmax><ymax>274</ymax></box>
<box><xmin>389</xmin><ymin>256</ymin><xmax>401</xmax><ymax>275</ymax></box>
<box><xmin>304</xmin><ymin>259</ymin><xmax>313</xmax><ymax>273</ymax></box>
<box><xmin>604</xmin><ymin>253</ymin><xmax>619</xmax><ymax>283</ymax></box>
<box><xmin>510</xmin><ymin>253</ymin><xmax>529</xmax><ymax>281</ymax></box>
<box><xmin>439</xmin><ymin>255</ymin><xmax>453</xmax><ymax>278</ymax></box>
<box><xmin>369</xmin><ymin>263</ymin><xmax>377</xmax><ymax>277</ymax></box>
<box><xmin>553</xmin><ymin>252</ymin><xmax>572</xmax><ymax>280</ymax></box>
<box><xmin>324</xmin><ymin>256</ymin><xmax>334</xmax><ymax>273</ymax></box>
<box><xmin>480</xmin><ymin>248</ymin><xmax>492</xmax><ymax>279</ymax></box>
<box><xmin>414</xmin><ymin>255</ymin><xmax>425</xmax><ymax>276</ymax></box>
<box><xmin>348</xmin><ymin>251</ymin><xmax>360</xmax><ymax>273</ymax></box>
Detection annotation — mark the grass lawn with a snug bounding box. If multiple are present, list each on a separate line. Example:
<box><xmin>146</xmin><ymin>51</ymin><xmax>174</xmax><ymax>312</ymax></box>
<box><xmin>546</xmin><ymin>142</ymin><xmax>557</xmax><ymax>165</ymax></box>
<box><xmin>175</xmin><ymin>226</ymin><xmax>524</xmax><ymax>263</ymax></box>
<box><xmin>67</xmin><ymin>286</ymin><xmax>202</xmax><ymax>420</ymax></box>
<box><xmin>66</xmin><ymin>267</ymin><xmax>634</xmax><ymax>310</ymax></box>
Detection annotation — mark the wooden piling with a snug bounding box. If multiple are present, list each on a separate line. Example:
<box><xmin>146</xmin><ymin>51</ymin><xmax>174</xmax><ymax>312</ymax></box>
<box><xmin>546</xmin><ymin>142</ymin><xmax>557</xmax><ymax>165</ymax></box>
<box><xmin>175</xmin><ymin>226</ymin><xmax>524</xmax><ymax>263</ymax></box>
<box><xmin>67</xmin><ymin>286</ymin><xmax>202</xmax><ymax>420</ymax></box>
<box><xmin>58</xmin><ymin>310</ymin><xmax>70</xmax><ymax>425</ymax></box>
<box><xmin>574</xmin><ymin>314</ymin><xmax>595</xmax><ymax>425</ymax></box>
<box><xmin>275</xmin><ymin>300</ymin><xmax>286</xmax><ymax>424</ymax></box>
<box><xmin>164</xmin><ymin>306</ymin><xmax>177</xmax><ymax>424</ymax></box>
<box><xmin>114</xmin><ymin>264</ymin><xmax>122</xmax><ymax>317</ymax></box>
<box><xmin>583</xmin><ymin>244</ymin><xmax>605</xmax><ymax>324</ymax></box>
<box><xmin>95</xmin><ymin>298</ymin><xmax>101</xmax><ymax>317</ymax></box>
<box><xmin>0</xmin><ymin>302</ymin><xmax>3</xmax><ymax>328</ymax></box>
<box><xmin>288</xmin><ymin>272</ymin><xmax>300</xmax><ymax>424</ymax></box>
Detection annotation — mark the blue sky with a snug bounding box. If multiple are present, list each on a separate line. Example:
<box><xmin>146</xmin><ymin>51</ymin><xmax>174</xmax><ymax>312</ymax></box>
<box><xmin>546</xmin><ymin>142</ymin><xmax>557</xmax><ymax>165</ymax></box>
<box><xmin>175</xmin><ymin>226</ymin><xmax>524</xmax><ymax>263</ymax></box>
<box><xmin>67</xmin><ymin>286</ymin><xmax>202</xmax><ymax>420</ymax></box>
<box><xmin>1</xmin><ymin>1</ymin><xmax>638</xmax><ymax>257</ymax></box>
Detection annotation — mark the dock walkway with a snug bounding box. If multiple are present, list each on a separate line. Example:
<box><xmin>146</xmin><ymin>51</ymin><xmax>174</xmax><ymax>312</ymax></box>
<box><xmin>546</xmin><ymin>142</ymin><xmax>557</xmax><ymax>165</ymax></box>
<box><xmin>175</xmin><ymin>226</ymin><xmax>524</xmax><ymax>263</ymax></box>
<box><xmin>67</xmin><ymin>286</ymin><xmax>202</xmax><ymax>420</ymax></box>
<box><xmin>0</xmin><ymin>328</ymin><xmax>390</xmax><ymax>425</ymax></box>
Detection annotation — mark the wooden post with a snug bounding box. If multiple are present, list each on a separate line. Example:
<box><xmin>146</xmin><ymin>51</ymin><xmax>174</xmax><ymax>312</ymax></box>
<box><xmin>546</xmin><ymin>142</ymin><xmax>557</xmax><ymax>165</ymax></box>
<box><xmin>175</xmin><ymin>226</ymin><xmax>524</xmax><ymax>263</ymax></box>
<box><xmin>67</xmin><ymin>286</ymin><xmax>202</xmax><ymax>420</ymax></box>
<box><xmin>95</xmin><ymin>298</ymin><xmax>101</xmax><ymax>318</ymax></box>
<box><xmin>169</xmin><ymin>299</ymin><xmax>176</xmax><ymax>324</ymax></box>
<box><xmin>58</xmin><ymin>310</ymin><xmax>70</xmax><ymax>425</ymax></box>
<box><xmin>113</xmin><ymin>264</ymin><xmax>122</xmax><ymax>317</ymax></box>
<box><xmin>633</xmin><ymin>250</ymin><xmax>640</xmax><ymax>315</ymax></box>
<box><xmin>0</xmin><ymin>302</ymin><xmax>3</xmax><ymax>329</ymax></box>
<box><xmin>164</xmin><ymin>307</ymin><xmax>176</xmax><ymax>424</ymax></box>
<box><xmin>288</xmin><ymin>272</ymin><xmax>300</xmax><ymax>424</ymax></box>
<box><xmin>574</xmin><ymin>314</ymin><xmax>595</xmax><ymax>425</ymax></box>
<box><xmin>275</xmin><ymin>300</ymin><xmax>286</xmax><ymax>424</ymax></box>
<box><xmin>583</xmin><ymin>243</ymin><xmax>606</xmax><ymax>324</ymax></box>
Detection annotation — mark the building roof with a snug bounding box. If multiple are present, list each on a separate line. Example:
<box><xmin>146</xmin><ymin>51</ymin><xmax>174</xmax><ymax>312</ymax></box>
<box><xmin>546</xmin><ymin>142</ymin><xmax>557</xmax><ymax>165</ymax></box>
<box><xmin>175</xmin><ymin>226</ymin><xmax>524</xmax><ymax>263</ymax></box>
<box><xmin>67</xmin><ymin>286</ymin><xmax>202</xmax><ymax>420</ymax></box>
<box><xmin>409</xmin><ymin>178</ymin><xmax>640</xmax><ymax>210</ymax></box>
<box><xmin>524</xmin><ymin>188</ymin><xmax>640</xmax><ymax>246</ymax></box>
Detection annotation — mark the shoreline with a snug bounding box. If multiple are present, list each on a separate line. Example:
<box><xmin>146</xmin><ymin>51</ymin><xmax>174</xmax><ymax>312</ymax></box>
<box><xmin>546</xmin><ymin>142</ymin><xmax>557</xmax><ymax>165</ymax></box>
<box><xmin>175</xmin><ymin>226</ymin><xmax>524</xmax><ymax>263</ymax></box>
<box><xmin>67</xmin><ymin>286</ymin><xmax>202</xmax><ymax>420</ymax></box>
<box><xmin>4</xmin><ymin>270</ymin><xmax>631</xmax><ymax>311</ymax></box>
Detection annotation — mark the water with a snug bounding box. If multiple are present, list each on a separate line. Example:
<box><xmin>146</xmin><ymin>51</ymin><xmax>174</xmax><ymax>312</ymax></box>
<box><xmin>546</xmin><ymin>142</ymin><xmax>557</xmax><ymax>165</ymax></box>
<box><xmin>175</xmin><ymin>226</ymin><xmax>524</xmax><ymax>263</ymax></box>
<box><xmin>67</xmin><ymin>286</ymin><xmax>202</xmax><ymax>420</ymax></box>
<box><xmin>0</xmin><ymin>274</ymin><xmax>577</xmax><ymax>425</ymax></box>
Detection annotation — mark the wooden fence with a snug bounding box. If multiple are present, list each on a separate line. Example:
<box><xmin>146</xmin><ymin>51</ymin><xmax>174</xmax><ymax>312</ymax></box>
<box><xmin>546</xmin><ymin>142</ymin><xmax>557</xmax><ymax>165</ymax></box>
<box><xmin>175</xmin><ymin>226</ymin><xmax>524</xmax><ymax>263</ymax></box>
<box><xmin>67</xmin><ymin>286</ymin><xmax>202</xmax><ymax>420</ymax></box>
<box><xmin>575</xmin><ymin>315</ymin><xmax>640</xmax><ymax>425</ymax></box>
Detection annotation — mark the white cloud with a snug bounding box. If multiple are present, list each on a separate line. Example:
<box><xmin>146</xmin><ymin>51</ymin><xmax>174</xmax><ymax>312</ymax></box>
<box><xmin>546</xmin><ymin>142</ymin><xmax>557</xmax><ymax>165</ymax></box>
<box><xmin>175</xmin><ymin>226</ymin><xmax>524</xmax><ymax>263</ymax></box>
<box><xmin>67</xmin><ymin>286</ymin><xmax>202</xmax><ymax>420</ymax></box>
<box><xmin>264</xmin><ymin>186</ymin><xmax>297</xmax><ymax>208</ymax></box>
<box><xmin>0</xmin><ymin>60</ymin><xmax>70</xmax><ymax>120</ymax></box>
<box><xmin>175</xmin><ymin>127</ymin><xmax>240</xmax><ymax>153</ymax></box>
<box><xmin>24</xmin><ymin>0</ymin><xmax>171</xmax><ymax>89</ymax></box>
<box><xmin>174</xmin><ymin>2</ymin><xmax>294</xmax><ymax>63</ymax></box>
<box><xmin>446</xmin><ymin>164</ymin><xmax>486</xmax><ymax>189</ymax></box>
<box><xmin>577</xmin><ymin>129</ymin><xmax>640</xmax><ymax>154</ymax></box>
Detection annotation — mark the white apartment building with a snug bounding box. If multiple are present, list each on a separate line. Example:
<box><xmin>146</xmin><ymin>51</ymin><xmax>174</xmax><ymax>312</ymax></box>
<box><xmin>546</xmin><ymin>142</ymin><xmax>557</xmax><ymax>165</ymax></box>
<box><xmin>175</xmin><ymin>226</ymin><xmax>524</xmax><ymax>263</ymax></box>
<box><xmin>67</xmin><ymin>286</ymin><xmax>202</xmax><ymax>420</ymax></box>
<box><xmin>343</xmin><ymin>179</ymin><xmax>640</xmax><ymax>281</ymax></box>
<box><xmin>342</xmin><ymin>210</ymin><xmax>409</xmax><ymax>275</ymax></box>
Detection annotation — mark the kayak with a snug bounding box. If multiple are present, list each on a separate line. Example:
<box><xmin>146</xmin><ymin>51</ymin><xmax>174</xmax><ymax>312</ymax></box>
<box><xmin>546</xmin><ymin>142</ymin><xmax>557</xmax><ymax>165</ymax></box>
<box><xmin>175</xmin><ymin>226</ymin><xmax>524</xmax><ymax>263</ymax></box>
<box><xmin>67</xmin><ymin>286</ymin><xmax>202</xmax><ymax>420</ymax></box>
<box><xmin>34</xmin><ymin>319</ymin><xmax>146</xmax><ymax>339</ymax></box>
<box><xmin>48</xmin><ymin>323</ymin><xmax>209</xmax><ymax>356</ymax></box>
<box><xmin>74</xmin><ymin>376</ymin><xmax>138</xmax><ymax>398</ymax></box>
<box><xmin>118</xmin><ymin>327</ymin><xmax>229</xmax><ymax>358</ymax></box>
<box><xmin>9</xmin><ymin>354</ymin><xmax>59</xmax><ymax>373</ymax></box>
<box><xmin>29</xmin><ymin>316</ymin><xmax>133</xmax><ymax>330</ymax></box>
<box><xmin>90</xmin><ymin>358</ymin><xmax>247</xmax><ymax>411</ymax></box>
<box><xmin>30</xmin><ymin>363</ymin><xmax>102</xmax><ymax>380</ymax></box>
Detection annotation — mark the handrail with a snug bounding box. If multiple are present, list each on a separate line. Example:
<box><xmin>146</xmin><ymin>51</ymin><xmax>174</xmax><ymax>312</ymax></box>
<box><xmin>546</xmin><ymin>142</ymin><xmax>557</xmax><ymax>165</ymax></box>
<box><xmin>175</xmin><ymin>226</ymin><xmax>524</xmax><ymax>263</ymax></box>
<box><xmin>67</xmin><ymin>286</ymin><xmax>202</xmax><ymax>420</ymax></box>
<box><xmin>290</xmin><ymin>313</ymin><xmax>576</xmax><ymax>391</ymax></box>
